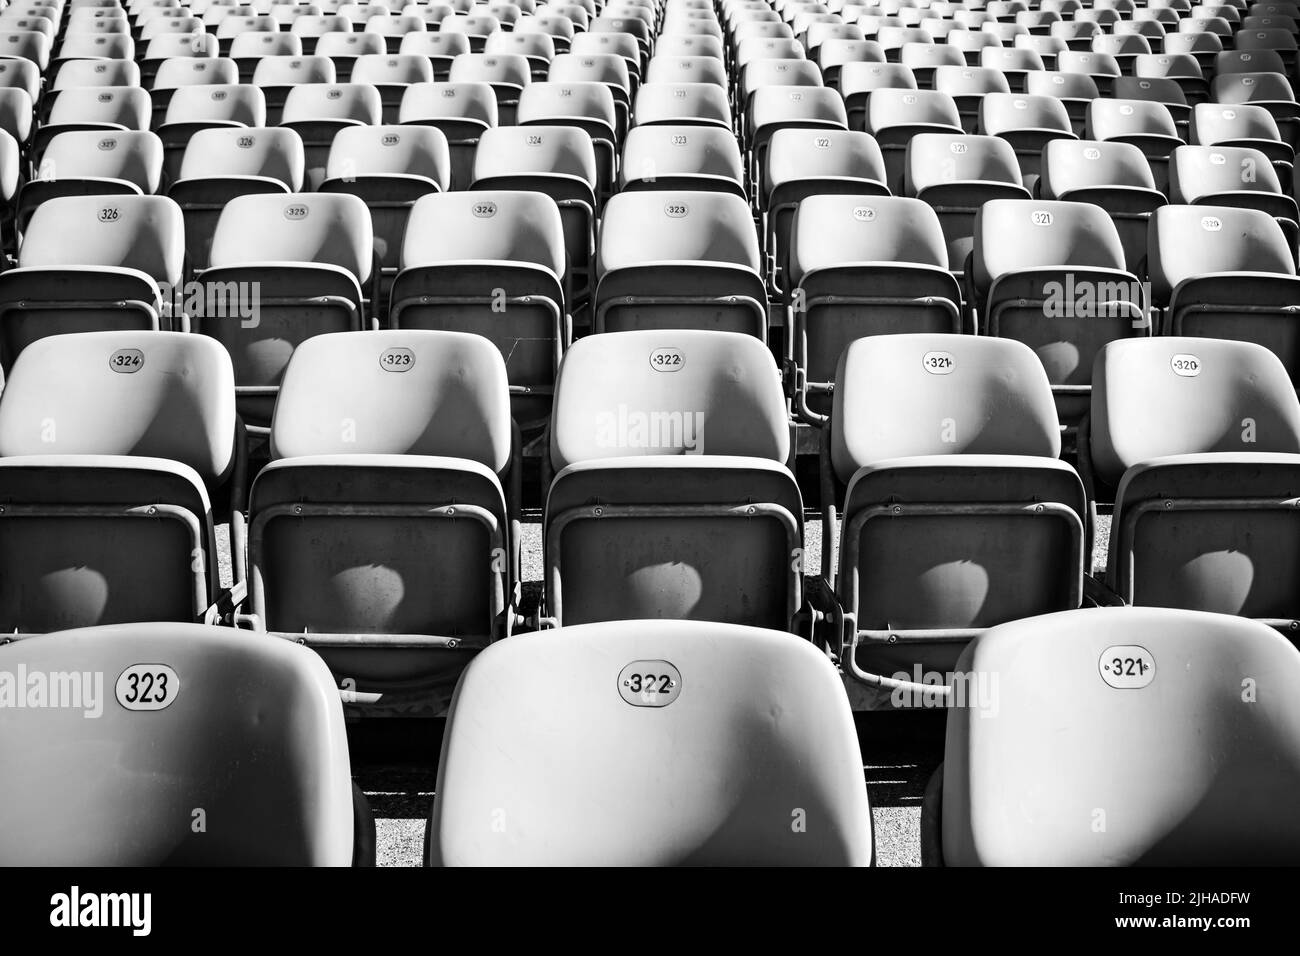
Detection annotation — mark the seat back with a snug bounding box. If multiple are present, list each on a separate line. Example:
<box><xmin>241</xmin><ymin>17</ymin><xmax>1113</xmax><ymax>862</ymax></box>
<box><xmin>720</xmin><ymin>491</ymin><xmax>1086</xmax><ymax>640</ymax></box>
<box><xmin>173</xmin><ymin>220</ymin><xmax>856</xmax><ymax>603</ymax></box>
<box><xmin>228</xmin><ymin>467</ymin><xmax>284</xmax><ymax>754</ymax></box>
<box><xmin>0</xmin><ymin>331</ymin><xmax>234</xmax><ymax>628</ymax></box>
<box><xmin>938</xmin><ymin>607</ymin><xmax>1300</xmax><ymax>865</ymax></box>
<box><xmin>0</xmin><ymin>623</ymin><xmax>356</xmax><ymax>865</ymax></box>
<box><xmin>1091</xmin><ymin>336</ymin><xmax>1300</xmax><ymax>486</ymax></box>
<box><xmin>271</xmin><ymin>328</ymin><xmax>511</xmax><ymax>468</ymax></box>
<box><xmin>832</xmin><ymin>333</ymin><xmax>1061</xmax><ymax>482</ymax></box>
<box><xmin>429</xmin><ymin>619</ymin><xmax>871</xmax><ymax>866</ymax></box>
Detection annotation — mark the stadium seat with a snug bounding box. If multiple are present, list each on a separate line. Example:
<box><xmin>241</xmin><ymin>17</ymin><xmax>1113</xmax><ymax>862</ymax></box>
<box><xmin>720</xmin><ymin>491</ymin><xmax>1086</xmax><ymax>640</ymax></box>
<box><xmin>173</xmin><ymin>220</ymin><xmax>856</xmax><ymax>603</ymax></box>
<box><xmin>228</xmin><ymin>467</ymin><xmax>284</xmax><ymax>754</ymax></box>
<box><xmin>544</xmin><ymin>329</ymin><xmax>803</xmax><ymax>630</ymax></box>
<box><xmin>594</xmin><ymin>190</ymin><xmax>767</xmax><ymax>338</ymax></box>
<box><xmin>448</xmin><ymin>51</ymin><xmax>532</xmax><ymax>125</ymax></box>
<box><xmin>1169</xmin><ymin>144</ymin><xmax>1300</xmax><ymax>256</ymax></box>
<box><xmin>148</xmin><ymin>57</ymin><xmax>241</xmax><ymax>127</ymax></box>
<box><xmin>934</xmin><ymin>64</ymin><xmax>1011</xmax><ymax>134</ymax></box>
<box><xmin>245</xmin><ymin>329</ymin><xmax>518</xmax><ymax>715</ymax></box>
<box><xmin>19</xmin><ymin>130</ymin><xmax>163</xmax><ymax>232</ymax></box>
<box><xmin>251</xmin><ymin>53</ymin><xmax>336</xmax><ymax>125</ymax></box>
<box><xmin>926</xmin><ymin>606</ymin><xmax>1300</xmax><ymax>866</ymax></box>
<box><xmin>471</xmin><ymin>125</ymin><xmax>596</xmax><ymax>311</ymax></box>
<box><xmin>315</xmin><ymin>30</ymin><xmax>385</xmax><ymax>81</ymax></box>
<box><xmin>787</xmin><ymin>195</ymin><xmax>962</xmax><ymax>423</ymax></box>
<box><xmin>0</xmin><ymin>196</ymin><xmax>186</xmax><ymax>368</ymax></box>
<box><xmin>427</xmin><ymin>619</ymin><xmax>871</xmax><ymax>866</ymax></box>
<box><xmin>198</xmin><ymin>191</ymin><xmax>375</xmax><ymax>429</ymax></box>
<box><xmin>904</xmin><ymin>132</ymin><xmax>1030</xmax><ymax>282</ymax></box>
<box><xmin>1024</xmin><ymin>70</ymin><xmax>1098</xmax><ymax>136</ymax></box>
<box><xmin>0</xmin><ymin>622</ymin><xmax>371</xmax><ymax>865</ymax></box>
<box><xmin>349</xmin><ymin>53</ymin><xmax>433</xmax><ymax>123</ymax></box>
<box><xmin>826</xmin><ymin>333</ymin><xmax>1088</xmax><ymax>694</ymax></box>
<box><xmin>1038</xmin><ymin>139</ymin><xmax>1167</xmax><ymax>277</ymax></box>
<box><xmin>619</xmin><ymin>123</ymin><xmax>746</xmax><ymax>197</ymax></box>
<box><xmin>33</xmin><ymin>85</ymin><xmax>151</xmax><ymax>159</ymax></box>
<box><xmin>279</xmin><ymin>82</ymin><xmax>382</xmax><ymax>188</ymax></box>
<box><xmin>633</xmin><ymin>80</ymin><xmax>732</xmax><ymax>130</ymax></box>
<box><xmin>398</xmin><ymin>80</ymin><xmax>497</xmax><ymax>190</ymax></box>
<box><xmin>320</xmin><ymin>123</ymin><xmax>448</xmax><ymax>314</ymax></box>
<box><xmin>1147</xmin><ymin>204</ymin><xmax>1300</xmax><ymax>382</ymax></box>
<box><xmin>388</xmin><ymin>190</ymin><xmax>566</xmax><ymax>429</ymax></box>
<box><xmin>1086</xmin><ymin>337</ymin><xmax>1300</xmax><ymax>619</ymax></box>
<box><xmin>546</xmin><ymin>52</ymin><xmax>632</xmax><ymax>138</ymax></box>
<box><xmin>1212</xmin><ymin>72</ymin><xmax>1300</xmax><ymax>150</ymax></box>
<box><xmin>970</xmin><ymin>198</ymin><xmax>1145</xmax><ymax>423</ymax></box>
<box><xmin>1192</xmin><ymin>101</ymin><xmax>1295</xmax><ymax>192</ymax></box>
<box><xmin>168</xmin><ymin>126</ymin><xmax>305</xmax><ymax>272</ymax></box>
<box><xmin>764</xmin><ymin>128</ymin><xmax>888</xmax><ymax>295</ymax></box>
<box><xmin>865</xmin><ymin>87</ymin><xmax>963</xmax><ymax>193</ymax></box>
<box><xmin>46</xmin><ymin>59</ymin><xmax>142</xmax><ymax>124</ymax></box>
<box><xmin>1086</xmin><ymin>97</ymin><xmax>1183</xmax><ymax>193</ymax></box>
<box><xmin>0</xmin><ymin>330</ymin><xmax>236</xmax><ymax>630</ymax></box>
<box><xmin>399</xmin><ymin>30</ymin><xmax>472</xmax><ymax>81</ymax></box>
<box><xmin>979</xmin><ymin>91</ymin><xmax>1077</xmax><ymax>187</ymax></box>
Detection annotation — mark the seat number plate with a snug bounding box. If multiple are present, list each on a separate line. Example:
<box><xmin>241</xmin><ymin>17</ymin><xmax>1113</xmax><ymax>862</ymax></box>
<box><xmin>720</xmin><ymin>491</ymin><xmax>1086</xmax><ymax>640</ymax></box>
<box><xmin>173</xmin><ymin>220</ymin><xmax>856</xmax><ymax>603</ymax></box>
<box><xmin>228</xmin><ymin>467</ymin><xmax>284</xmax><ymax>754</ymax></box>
<box><xmin>618</xmin><ymin>660</ymin><xmax>682</xmax><ymax>707</ymax></box>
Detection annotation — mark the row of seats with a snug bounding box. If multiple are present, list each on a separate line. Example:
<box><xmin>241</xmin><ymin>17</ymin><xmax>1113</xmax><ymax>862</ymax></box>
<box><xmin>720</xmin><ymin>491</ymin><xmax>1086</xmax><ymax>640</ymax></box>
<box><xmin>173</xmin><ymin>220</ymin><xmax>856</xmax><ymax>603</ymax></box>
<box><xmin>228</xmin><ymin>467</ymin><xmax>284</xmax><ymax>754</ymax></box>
<box><xmin>1</xmin><ymin>325</ymin><xmax>1297</xmax><ymax>713</ymax></box>
<box><xmin>4</xmin><ymin>190</ymin><xmax>1294</xmax><ymax>443</ymax></box>
<box><xmin>4</xmin><ymin>607</ymin><xmax>1299</xmax><ymax>864</ymax></box>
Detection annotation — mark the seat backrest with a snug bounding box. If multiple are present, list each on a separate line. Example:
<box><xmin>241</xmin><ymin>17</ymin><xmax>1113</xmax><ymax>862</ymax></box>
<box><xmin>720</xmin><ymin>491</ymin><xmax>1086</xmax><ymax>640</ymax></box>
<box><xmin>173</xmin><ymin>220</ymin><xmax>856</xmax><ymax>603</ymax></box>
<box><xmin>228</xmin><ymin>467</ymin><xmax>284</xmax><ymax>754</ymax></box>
<box><xmin>597</xmin><ymin>190</ymin><xmax>760</xmax><ymax>275</ymax></box>
<box><xmin>1057</xmin><ymin>49</ymin><xmax>1121</xmax><ymax>77</ymax></box>
<box><xmin>980</xmin><ymin>91</ymin><xmax>1072</xmax><ymax>134</ymax></box>
<box><xmin>1212</xmin><ymin>71</ymin><xmax>1297</xmax><ymax>105</ymax></box>
<box><xmin>208</xmin><ymin>191</ymin><xmax>373</xmax><ymax>281</ymax></box>
<box><xmin>153</xmin><ymin>57</ymin><xmax>240</xmax><ymax>90</ymax></box>
<box><xmin>163</xmin><ymin>83</ymin><xmax>265</xmax><ymax>126</ymax></box>
<box><xmin>18</xmin><ymin>194</ymin><xmax>185</xmax><ymax>286</ymax></box>
<box><xmin>251</xmin><ymin>53</ymin><xmax>336</xmax><ymax>86</ymax></box>
<box><xmin>831</xmin><ymin>333</ymin><xmax>1060</xmax><ymax>481</ymax></box>
<box><xmin>179</xmin><ymin>125</ymin><xmax>304</xmax><ymax>189</ymax></box>
<box><xmin>398</xmin><ymin>80</ymin><xmax>498</xmax><ymax>124</ymax></box>
<box><xmin>840</xmin><ymin>61</ymin><xmax>919</xmax><ymax>97</ymax></box>
<box><xmin>768</xmin><ymin>127</ymin><xmax>886</xmax><ymax>189</ymax></box>
<box><xmin>1091</xmin><ymin>336</ymin><xmax>1300</xmax><ymax>485</ymax></box>
<box><xmin>449</xmin><ymin>51</ymin><xmax>533</xmax><ymax>87</ymax></box>
<box><xmin>550</xmin><ymin>329</ymin><xmax>789</xmax><ymax>469</ymax></box>
<box><xmin>38</xmin><ymin>129</ymin><xmax>163</xmax><ymax>194</ymax></box>
<box><xmin>868</xmin><ymin>87</ymin><xmax>961</xmax><ymax>131</ymax></box>
<box><xmin>0</xmin><ymin>622</ymin><xmax>354</xmax><ymax>866</ymax></box>
<box><xmin>350</xmin><ymin>53</ymin><xmax>433</xmax><ymax>85</ymax></box>
<box><xmin>1169</xmin><ymin>143</ymin><xmax>1284</xmax><ymax>202</ymax></box>
<box><xmin>429</xmin><ymin>619</ymin><xmax>871</xmax><ymax>867</ymax></box>
<box><xmin>934</xmin><ymin>64</ymin><xmax>1012</xmax><ymax>97</ymax></box>
<box><xmin>1039</xmin><ymin>138</ymin><xmax>1159</xmax><ymax>195</ymax></box>
<box><xmin>632</xmin><ymin>81</ymin><xmax>730</xmax><ymax>126</ymax></box>
<box><xmin>547</xmin><ymin>52</ymin><xmax>631</xmax><ymax>91</ymax></box>
<box><xmin>1025</xmin><ymin>69</ymin><xmax>1100</xmax><ymax>101</ymax></box>
<box><xmin>473</xmin><ymin>124</ymin><xmax>596</xmax><ymax>185</ymax></box>
<box><xmin>1192</xmin><ymin>101</ymin><xmax>1282</xmax><ymax>145</ymax></box>
<box><xmin>52</xmin><ymin>58</ymin><xmax>140</xmax><ymax>90</ymax></box>
<box><xmin>620</xmin><ymin>124</ymin><xmax>744</xmax><ymax>187</ymax></box>
<box><xmin>314</xmin><ymin>31</ymin><xmax>386</xmax><ymax>59</ymax></box>
<box><xmin>0</xmin><ymin>330</ymin><xmax>236</xmax><ymax>481</ymax></box>
<box><xmin>326</xmin><ymin>123</ymin><xmax>449</xmax><ymax>186</ymax></box>
<box><xmin>971</xmin><ymin>197</ymin><xmax>1125</xmax><ymax>292</ymax></box>
<box><xmin>941</xmin><ymin>606</ymin><xmax>1300</xmax><ymax>866</ymax></box>
<box><xmin>1148</xmin><ymin>204</ymin><xmax>1295</xmax><ymax>305</ymax></box>
<box><xmin>1087</xmin><ymin>97</ymin><xmax>1178</xmax><ymax>139</ymax></box>
<box><xmin>281</xmin><ymin>82</ymin><xmax>382</xmax><ymax>124</ymax></box>
<box><xmin>229</xmin><ymin>31</ymin><xmax>302</xmax><ymax>58</ymax></box>
<box><xmin>47</xmin><ymin>85</ymin><xmax>150</xmax><ymax>129</ymax></box>
<box><xmin>906</xmin><ymin>132</ymin><xmax>1022</xmax><ymax>193</ymax></box>
<box><xmin>399</xmin><ymin>31</ymin><xmax>472</xmax><ymax>59</ymax></box>
<box><xmin>399</xmin><ymin>189</ymin><xmax>564</xmax><ymax>275</ymax></box>
<box><xmin>270</xmin><ymin>328</ymin><xmax>511</xmax><ymax>468</ymax></box>
<box><xmin>788</xmin><ymin>194</ymin><xmax>949</xmax><ymax>286</ymax></box>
